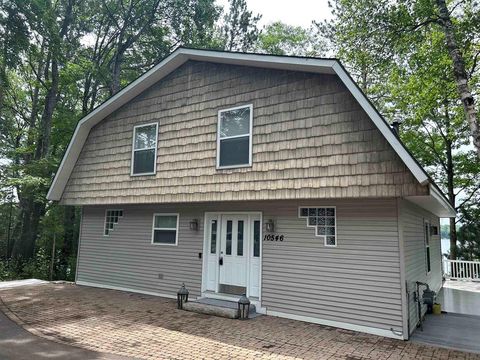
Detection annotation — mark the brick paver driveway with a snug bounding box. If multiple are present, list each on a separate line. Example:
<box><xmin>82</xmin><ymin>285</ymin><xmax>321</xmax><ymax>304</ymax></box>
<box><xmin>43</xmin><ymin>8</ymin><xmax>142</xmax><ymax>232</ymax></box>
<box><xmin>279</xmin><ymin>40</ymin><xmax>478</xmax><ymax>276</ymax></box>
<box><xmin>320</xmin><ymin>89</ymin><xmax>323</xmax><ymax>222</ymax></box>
<box><xmin>0</xmin><ymin>283</ymin><xmax>478</xmax><ymax>360</ymax></box>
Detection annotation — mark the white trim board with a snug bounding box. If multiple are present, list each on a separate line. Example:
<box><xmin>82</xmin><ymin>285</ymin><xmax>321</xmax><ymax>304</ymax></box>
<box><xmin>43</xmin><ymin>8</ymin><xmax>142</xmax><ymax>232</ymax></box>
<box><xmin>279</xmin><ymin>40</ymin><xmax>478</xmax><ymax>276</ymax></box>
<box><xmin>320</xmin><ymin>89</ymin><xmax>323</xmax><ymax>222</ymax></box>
<box><xmin>48</xmin><ymin>47</ymin><xmax>441</xmax><ymax>206</ymax></box>
<box><xmin>266</xmin><ymin>310</ymin><xmax>405</xmax><ymax>340</ymax></box>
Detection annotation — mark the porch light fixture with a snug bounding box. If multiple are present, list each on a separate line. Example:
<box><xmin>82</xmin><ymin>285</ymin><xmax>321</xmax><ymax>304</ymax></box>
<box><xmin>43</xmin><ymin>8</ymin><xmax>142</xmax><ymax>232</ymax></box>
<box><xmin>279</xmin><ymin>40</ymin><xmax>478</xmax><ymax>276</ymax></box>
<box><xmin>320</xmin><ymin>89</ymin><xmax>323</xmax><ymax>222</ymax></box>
<box><xmin>189</xmin><ymin>219</ymin><xmax>199</xmax><ymax>231</ymax></box>
<box><xmin>265</xmin><ymin>219</ymin><xmax>275</xmax><ymax>233</ymax></box>
<box><xmin>177</xmin><ymin>283</ymin><xmax>189</xmax><ymax>309</ymax></box>
<box><xmin>237</xmin><ymin>294</ymin><xmax>251</xmax><ymax>320</ymax></box>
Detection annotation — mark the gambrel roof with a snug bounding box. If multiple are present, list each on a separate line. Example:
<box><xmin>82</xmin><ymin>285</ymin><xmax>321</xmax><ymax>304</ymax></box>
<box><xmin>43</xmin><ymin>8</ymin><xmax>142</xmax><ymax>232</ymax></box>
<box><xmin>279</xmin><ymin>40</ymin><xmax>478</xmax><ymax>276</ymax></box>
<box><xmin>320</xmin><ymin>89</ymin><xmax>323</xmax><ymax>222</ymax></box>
<box><xmin>47</xmin><ymin>48</ymin><xmax>454</xmax><ymax>217</ymax></box>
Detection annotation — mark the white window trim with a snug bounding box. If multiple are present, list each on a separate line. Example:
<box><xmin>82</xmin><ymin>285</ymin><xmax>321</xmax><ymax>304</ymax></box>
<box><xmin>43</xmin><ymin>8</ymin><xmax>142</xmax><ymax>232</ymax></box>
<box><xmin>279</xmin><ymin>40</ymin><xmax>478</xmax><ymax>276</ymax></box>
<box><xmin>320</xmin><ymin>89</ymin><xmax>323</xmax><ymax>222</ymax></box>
<box><xmin>424</xmin><ymin>219</ymin><xmax>431</xmax><ymax>274</ymax></box>
<box><xmin>298</xmin><ymin>206</ymin><xmax>337</xmax><ymax>247</ymax></box>
<box><xmin>216</xmin><ymin>104</ymin><xmax>253</xmax><ymax>169</ymax></box>
<box><xmin>103</xmin><ymin>209</ymin><xmax>123</xmax><ymax>237</ymax></box>
<box><xmin>151</xmin><ymin>213</ymin><xmax>179</xmax><ymax>246</ymax></box>
<box><xmin>131</xmin><ymin>122</ymin><xmax>158</xmax><ymax>176</ymax></box>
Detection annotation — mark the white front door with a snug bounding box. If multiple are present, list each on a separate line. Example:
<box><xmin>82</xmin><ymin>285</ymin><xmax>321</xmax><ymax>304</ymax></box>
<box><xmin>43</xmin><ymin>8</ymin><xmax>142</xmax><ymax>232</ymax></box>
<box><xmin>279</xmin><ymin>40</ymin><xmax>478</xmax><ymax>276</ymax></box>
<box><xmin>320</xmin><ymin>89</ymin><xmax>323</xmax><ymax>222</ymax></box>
<box><xmin>219</xmin><ymin>215</ymin><xmax>248</xmax><ymax>292</ymax></box>
<box><xmin>203</xmin><ymin>212</ymin><xmax>261</xmax><ymax>299</ymax></box>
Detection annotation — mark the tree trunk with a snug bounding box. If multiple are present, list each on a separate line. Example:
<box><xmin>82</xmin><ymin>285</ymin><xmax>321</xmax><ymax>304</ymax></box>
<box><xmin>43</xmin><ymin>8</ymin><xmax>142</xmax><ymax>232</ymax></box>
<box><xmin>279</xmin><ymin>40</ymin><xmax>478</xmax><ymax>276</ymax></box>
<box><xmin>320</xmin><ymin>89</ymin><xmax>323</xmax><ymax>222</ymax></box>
<box><xmin>445</xmin><ymin>136</ymin><xmax>456</xmax><ymax>260</ymax></box>
<box><xmin>62</xmin><ymin>206</ymin><xmax>76</xmax><ymax>260</ymax></box>
<box><xmin>12</xmin><ymin>0</ymin><xmax>74</xmax><ymax>260</ymax></box>
<box><xmin>449</xmin><ymin>217</ymin><xmax>458</xmax><ymax>260</ymax></box>
<box><xmin>110</xmin><ymin>50</ymin><xmax>123</xmax><ymax>95</ymax></box>
<box><xmin>436</xmin><ymin>0</ymin><xmax>480</xmax><ymax>158</ymax></box>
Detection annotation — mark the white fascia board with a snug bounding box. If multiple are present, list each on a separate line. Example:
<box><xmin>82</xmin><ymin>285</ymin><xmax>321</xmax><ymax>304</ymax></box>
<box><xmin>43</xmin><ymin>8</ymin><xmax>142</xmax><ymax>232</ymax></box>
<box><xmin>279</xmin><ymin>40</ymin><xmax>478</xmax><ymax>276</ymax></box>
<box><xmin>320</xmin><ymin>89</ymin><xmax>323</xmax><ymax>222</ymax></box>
<box><xmin>331</xmin><ymin>62</ymin><xmax>429</xmax><ymax>185</ymax></box>
<box><xmin>429</xmin><ymin>184</ymin><xmax>456</xmax><ymax>217</ymax></box>
<box><xmin>405</xmin><ymin>184</ymin><xmax>456</xmax><ymax>218</ymax></box>
<box><xmin>184</xmin><ymin>48</ymin><xmax>338</xmax><ymax>74</ymax></box>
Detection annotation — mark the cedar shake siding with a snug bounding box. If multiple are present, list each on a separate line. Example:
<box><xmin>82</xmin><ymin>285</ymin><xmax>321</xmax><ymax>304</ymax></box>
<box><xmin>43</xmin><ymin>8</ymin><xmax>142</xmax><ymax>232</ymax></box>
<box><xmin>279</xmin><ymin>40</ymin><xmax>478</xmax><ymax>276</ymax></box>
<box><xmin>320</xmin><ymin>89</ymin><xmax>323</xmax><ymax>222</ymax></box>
<box><xmin>77</xmin><ymin>199</ymin><xmax>403</xmax><ymax>334</ymax></box>
<box><xmin>61</xmin><ymin>61</ymin><xmax>427</xmax><ymax>205</ymax></box>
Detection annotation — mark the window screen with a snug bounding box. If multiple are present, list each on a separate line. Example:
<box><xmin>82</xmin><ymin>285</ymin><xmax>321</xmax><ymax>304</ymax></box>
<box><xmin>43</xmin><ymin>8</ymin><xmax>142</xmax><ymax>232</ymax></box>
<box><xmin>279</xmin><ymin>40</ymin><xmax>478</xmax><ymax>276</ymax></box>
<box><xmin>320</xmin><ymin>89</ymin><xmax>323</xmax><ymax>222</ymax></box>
<box><xmin>218</xmin><ymin>105</ymin><xmax>252</xmax><ymax>168</ymax></box>
<box><xmin>132</xmin><ymin>123</ymin><xmax>157</xmax><ymax>175</ymax></box>
<box><xmin>152</xmin><ymin>214</ymin><xmax>178</xmax><ymax>245</ymax></box>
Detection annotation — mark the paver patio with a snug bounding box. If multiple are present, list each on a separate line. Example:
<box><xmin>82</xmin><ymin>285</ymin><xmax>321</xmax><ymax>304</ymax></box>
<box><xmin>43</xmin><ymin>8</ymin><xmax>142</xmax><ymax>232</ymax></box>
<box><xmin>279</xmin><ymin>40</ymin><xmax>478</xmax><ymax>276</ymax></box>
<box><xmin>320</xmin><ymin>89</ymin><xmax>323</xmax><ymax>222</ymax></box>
<box><xmin>0</xmin><ymin>283</ymin><xmax>478</xmax><ymax>360</ymax></box>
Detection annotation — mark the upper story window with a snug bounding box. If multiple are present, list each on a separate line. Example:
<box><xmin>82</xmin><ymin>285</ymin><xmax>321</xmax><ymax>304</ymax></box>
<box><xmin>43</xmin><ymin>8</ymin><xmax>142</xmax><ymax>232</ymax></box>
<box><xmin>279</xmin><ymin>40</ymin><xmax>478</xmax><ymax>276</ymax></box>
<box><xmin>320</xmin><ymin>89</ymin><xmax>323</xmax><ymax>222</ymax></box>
<box><xmin>131</xmin><ymin>123</ymin><xmax>158</xmax><ymax>176</ymax></box>
<box><xmin>217</xmin><ymin>104</ymin><xmax>253</xmax><ymax>169</ymax></box>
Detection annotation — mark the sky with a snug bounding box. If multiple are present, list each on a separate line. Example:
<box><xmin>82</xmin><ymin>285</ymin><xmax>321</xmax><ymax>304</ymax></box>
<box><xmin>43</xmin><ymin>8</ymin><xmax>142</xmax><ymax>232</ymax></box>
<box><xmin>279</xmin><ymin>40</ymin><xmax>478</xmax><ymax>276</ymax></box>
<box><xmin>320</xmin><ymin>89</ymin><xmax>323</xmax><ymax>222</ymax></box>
<box><xmin>216</xmin><ymin>0</ymin><xmax>333</xmax><ymax>28</ymax></box>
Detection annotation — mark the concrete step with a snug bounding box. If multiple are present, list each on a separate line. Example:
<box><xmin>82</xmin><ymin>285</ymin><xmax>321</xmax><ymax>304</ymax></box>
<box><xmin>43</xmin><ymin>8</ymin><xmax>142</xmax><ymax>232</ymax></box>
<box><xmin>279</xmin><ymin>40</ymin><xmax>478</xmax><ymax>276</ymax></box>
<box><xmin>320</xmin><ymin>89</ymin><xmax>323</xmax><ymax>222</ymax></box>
<box><xmin>182</xmin><ymin>298</ymin><xmax>256</xmax><ymax>319</ymax></box>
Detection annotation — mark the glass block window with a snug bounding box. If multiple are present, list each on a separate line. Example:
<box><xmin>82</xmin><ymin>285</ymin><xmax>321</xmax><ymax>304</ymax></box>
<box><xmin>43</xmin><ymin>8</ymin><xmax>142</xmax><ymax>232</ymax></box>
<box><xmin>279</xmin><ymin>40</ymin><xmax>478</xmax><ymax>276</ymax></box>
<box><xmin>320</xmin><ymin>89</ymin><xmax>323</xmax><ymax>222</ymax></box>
<box><xmin>104</xmin><ymin>210</ymin><xmax>123</xmax><ymax>236</ymax></box>
<box><xmin>299</xmin><ymin>207</ymin><xmax>337</xmax><ymax>246</ymax></box>
<box><xmin>132</xmin><ymin>123</ymin><xmax>158</xmax><ymax>175</ymax></box>
<box><xmin>217</xmin><ymin>105</ymin><xmax>252</xmax><ymax>168</ymax></box>
<box><xmin>152</xmin><ymin>214</ymin><xmax>179</xmax><ymax>245</ymax></box>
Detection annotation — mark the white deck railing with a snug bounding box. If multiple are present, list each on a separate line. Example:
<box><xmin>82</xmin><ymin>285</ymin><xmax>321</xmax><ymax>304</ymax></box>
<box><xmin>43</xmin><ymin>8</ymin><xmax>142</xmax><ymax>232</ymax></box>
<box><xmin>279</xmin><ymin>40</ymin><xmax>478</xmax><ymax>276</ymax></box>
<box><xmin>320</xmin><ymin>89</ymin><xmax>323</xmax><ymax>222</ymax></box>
<box><xmin>443</xmin><ymin>259</ymin><xmax>480</xmax><ymax>280</ymax></box>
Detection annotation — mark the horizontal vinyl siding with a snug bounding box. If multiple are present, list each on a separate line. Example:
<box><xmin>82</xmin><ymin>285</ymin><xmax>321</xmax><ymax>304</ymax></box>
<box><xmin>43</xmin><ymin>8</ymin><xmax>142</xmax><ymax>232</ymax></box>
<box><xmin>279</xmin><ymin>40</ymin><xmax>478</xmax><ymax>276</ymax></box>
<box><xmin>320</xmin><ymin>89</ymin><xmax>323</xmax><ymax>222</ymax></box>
<box><xmin>77</xmin><ymin>198</ymin><xmax>403</xmax><ymax>336</ymax></box>
<box><xmin>61</xmin><ymin>61</ymin><xmax>427</xmax><ymax>205</ymax></box>
<box><xmin>261</xmin><ymin>199</ymin><xmax>403</xmax><ymax>334</ymax></box>
<box><xmin>77</xmin><ymin>206</ymin><xmax>204</xmax><ymax>297</ymax></box>
<box><xmin>400</xmin><ymin>199</ymin><xmax>442</xmax><ymax>335</ymax></box>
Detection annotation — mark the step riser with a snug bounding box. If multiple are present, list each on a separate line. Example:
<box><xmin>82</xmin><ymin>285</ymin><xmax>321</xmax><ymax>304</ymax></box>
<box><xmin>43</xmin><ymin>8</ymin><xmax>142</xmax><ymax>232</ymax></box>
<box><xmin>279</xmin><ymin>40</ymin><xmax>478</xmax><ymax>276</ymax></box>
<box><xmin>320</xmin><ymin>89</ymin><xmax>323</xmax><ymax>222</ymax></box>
<box><xmin>182</xmin><ymin>298</ymin><xmax>256</xmax><ymax>319</ymax></box>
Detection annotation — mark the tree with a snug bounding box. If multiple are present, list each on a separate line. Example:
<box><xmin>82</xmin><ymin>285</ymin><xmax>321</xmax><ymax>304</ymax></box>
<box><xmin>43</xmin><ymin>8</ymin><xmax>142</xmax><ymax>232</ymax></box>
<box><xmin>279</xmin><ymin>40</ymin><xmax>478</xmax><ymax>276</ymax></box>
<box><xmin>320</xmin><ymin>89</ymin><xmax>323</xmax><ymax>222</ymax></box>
<box><xmin>389</xmin><ymin>30</ymin><xmax>480</xmax><ymax>259</ymax></box>
<box><xmin>456</xmin><ymin>207</ymin><xmax>480</xmax><ymax>261</ymax></box>
<box><xmin>256</xmin><ymin>22</ymin><xmax>325</xmax><ymax>56</ymax></box>
<box><xmin>0</xmin><ymin>0</ymin><xmax>247</xmax><ymax>277</ymax></box>
<box><xmin>221</xmin><ymin>0</ymin><xmax>261</xmax><ymax>51</ymax></box>
<box><xmin>322</xmin><ymin>0</ymin><xmax>480</xmax><ymax>259</ymax></box>
<box><xmin>321</xmin><ymin>0</ymin><xmax>480</xmax><ymax>157</ymax></box>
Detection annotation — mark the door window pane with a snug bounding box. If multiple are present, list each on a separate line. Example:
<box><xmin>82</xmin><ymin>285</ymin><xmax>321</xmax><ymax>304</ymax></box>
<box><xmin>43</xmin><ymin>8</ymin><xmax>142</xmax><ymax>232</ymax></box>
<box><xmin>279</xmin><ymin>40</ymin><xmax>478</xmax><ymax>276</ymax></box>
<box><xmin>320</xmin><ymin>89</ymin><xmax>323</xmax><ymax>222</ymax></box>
<box><xmin>253</xmin><ymin>220</ymin><xmax>260</xmax><ymax>257</ymax></box>
<box><xmin>219</xmin><ymin>136</ymin><xmax>249</xmax><ymax>167</ymax></box>
<box><xmin>237</xmin><ymin>220</ymin><xmax>244</xmax><ymax>256</ymax></box>
<box><xmin>226</xmin><ymin>220</ymin><xmax>232</xmax><ymax>255</ymax></box>
<box><xmin>210</xmin><ymin>220</ymin><xmax>217</xmax><ymax>254</ymax></box>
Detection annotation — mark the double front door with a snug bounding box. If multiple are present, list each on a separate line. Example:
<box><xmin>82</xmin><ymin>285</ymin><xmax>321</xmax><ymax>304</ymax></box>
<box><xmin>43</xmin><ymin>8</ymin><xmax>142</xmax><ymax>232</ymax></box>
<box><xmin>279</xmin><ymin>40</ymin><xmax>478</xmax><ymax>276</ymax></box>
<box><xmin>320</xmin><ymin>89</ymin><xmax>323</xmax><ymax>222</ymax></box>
<box><xmin>204</xmin><ymin>213</ymin><xmax>261</xmax><ymax>298</ymax></box>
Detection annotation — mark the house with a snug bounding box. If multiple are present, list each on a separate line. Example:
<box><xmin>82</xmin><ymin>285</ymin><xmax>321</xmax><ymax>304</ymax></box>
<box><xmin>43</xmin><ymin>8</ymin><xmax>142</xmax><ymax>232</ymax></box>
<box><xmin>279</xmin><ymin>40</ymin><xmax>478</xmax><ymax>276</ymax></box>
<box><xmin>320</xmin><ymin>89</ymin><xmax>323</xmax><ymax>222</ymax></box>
<box><xmin>47</xmin><ymin>48</ymin><xmax>455</xmax><ymax>340</ymax></box>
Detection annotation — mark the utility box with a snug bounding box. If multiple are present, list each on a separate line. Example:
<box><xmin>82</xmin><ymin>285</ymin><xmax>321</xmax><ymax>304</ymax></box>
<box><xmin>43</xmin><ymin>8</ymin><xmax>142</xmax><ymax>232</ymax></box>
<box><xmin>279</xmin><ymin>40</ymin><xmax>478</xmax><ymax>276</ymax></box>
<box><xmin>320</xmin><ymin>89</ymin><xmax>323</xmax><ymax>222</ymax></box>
<box><xmin>422</xmin><ymin>288</ymin><xmax>436</xmax><ymax>313</ymax></box>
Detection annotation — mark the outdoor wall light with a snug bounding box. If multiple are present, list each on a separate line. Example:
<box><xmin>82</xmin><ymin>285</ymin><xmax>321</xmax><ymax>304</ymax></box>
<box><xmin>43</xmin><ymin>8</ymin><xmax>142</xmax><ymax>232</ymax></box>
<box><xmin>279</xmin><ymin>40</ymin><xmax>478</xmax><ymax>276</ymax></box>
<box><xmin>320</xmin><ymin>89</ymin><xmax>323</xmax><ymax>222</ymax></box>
<box><xmin>189</xmin><ymin>219</ymin><xmax>199</xmax><ymax>231</ymax></box>
<box><xmin>265</xmin><ymin>219</ymin><xmax>275</xmax><ymax>233</ymax></box>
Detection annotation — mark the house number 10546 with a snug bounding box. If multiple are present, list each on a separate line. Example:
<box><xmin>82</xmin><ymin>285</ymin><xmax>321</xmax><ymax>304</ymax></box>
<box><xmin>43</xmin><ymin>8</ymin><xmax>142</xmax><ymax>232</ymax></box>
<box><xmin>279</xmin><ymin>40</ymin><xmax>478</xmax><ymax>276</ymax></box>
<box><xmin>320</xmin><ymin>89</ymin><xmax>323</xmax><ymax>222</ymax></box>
<box><xmin>263</xmin><ymin>234</ymin><xmax>284</xmax><ymax>241</ymax></box>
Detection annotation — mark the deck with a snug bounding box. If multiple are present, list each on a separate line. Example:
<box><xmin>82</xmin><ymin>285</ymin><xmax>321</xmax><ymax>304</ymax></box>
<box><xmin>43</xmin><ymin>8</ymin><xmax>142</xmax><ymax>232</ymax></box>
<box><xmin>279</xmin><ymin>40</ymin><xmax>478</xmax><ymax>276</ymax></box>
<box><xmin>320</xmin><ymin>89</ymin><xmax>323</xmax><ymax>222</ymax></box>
<box><xmin>411</xmin><ymin>280</ymin><xmax>480</xmax><ymax>354</ymax></box>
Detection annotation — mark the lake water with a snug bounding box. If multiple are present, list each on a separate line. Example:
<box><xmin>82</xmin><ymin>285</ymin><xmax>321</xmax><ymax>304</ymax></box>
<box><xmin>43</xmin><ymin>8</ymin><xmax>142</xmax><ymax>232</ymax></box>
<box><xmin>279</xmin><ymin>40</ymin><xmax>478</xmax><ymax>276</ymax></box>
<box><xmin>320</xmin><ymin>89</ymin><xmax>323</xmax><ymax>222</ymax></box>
<box><xmin>441</xmin><ymin>238</ymin><xmax>450</xmax><ymax>256</ymax></box>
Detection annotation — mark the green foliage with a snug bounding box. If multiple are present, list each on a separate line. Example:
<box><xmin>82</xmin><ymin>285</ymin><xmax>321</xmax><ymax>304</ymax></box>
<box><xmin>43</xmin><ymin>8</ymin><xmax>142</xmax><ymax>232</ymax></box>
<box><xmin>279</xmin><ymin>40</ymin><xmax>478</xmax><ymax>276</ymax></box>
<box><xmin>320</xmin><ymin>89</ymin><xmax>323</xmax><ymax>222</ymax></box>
<box><xmin>323</xmin><ymin>0</ymin><xmax>480</xmax><ymax>259</ymax></box>
<box><xmin>256</xmin><ymin>22</ymin><xmax>325</xmax><ymax>56</ymax></box>
<box><xmin>221</xmin><ymin>0</ymin><xmax>261</xmax><ymax>51</ymax></box>
<box><xmin>456</xmin><ymin>207</ymin><xmax>480</xmax><ymax>260</ymax></box>
<box><xmin>0</xmin><ymin>0</ymin><xmax>252</xmax><ymax>278</ymax></box>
